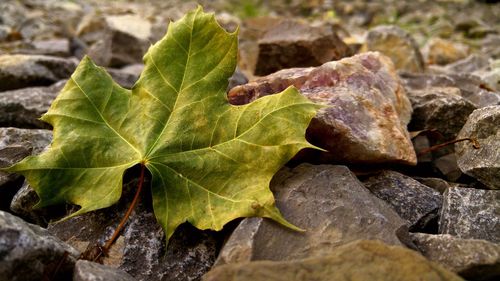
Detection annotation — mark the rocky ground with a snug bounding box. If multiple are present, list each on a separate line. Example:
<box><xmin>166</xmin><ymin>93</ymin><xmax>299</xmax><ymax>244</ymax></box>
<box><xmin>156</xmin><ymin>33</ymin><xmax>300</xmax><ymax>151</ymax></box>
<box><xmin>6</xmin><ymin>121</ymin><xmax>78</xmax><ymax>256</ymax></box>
<box><xmin>0</xmin><ymin>0</ymin><xmax>499</xmax><ymax>280</ymax></box>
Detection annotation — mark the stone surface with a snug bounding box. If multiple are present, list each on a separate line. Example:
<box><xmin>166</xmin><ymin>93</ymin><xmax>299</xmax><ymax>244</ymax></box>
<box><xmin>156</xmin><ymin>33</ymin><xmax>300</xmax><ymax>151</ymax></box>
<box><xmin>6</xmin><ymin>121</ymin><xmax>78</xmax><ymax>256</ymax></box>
<box><xmin>0</xmin><ymin>54</ymin><xmax>77</xmax><ymax>91</ymax></box>
<box><xmin>401</xmin><ymin>72</ymin><xmax>500</xmax><ymax>109</ymax></box>
<box><xmin>74</xmin><ymin>260</ymin><xmax>137</xmax><ymax>281</ymax></box>
<box><xmin>32</xmin><ymin>39</ymin><xmax>71</xmax><ymax>57</ymax></box>
<box><xmin>0</xmin><ymin>210</ymin><xmax>79</xmax><ymax>281</ymax></box>
<box><xmin>411</xmin><ymin>233</ymin><xmax>500</xmax><ymax>281</ymax></box>
<box><xmin>439</xmin><ymin>186</ymin><xmax>499</xmax><ymax>243</ymax></box>
<box><xmin>0</xmin><ymin>80</ymin><xmax>65</xmax><ymax>128</ymax></box>
<box><xmin>0</xmin><ymin>128</ymin><xmax>52</xmax><ymax>211</ymax></box>
<box><xmin>229</xmin><ymin>52</ymin><xmax>416</xmax><ymax>165</ymax></box>
<box><xmin>205</xmin><ymin>240</ymin><xmax>463</xmax><ymax>281</ymax></box>
<box><xmin>365</xmin><ymin>25</ymin><xmax>425</xmax><ymax>73</ymax></box>
<box><xmin>77</xmin><ymin>14</ymin><xmax>152</xmax><ymax>67</ymax></box>
<box><xmin>407</xmin><ymin>87</ymin><xmax>477</xmax><ymax>139</ymax></box>
<box><xmin>362</xmin><ymin>171</ymin><xmax>442</xmax><ymax>231</ymax></box>
<box><xmin>423</xmin><ymin>38</ymin><xmax>469</xmax><ymax>65</ymax></box>
<box><xmin>455</xmin><ymin>106</ymin><xmax>500</xmax><ymax>189</ymax></box>
<box><xmin>445</xmin><ymin>54</ymin><xmax>490</xmax><ymax>74</ymax></box>
<box><xmin>48</xmin><ymin>178</ymin><xmax>222</xmax><ymax>281</ymax></box>
<box><xmin>434</xmin><ymin>153</ymin><xmax>463</xmax><ymax>182</ymax></box>
<box><xmin>216</xmin><ymin>164</ymin><xmax>410</xmax><ymax>265</ymax></box>
<box><xmin>412</xmin><ymin>177</ymin><xmax>451</xmax><ymax>194</ymax></box>
<box><xmin>254</xmin><ymin>19</ymin><xmax>350</xmax><ymax>75</ymax></box>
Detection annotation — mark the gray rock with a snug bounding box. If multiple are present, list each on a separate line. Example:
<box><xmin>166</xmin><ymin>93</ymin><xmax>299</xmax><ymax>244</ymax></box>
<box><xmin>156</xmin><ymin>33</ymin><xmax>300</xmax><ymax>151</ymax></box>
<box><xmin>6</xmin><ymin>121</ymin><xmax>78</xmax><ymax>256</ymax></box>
<box><xmin>439</xmin><ymin>186</ymin><xmax>499</xmax><ymax>243</ymax></box>
<box><xmin>216</xmin><ymin>164</ymin><xmax>410</xmax><ymax>265</ymax></box>
<box><xmin>77</xmin><ymin>14</ymin><xmax>152</xmax><ymax>67</ymax></box>
<box><xmin>434</xmin><ymin>153</ymin><xmax>462</xmax><ymax>182</ymax></box>
<box><xmin>456</xmin><ymin>106</ymin><xmax>500</xmax><ymax>189</ymax></box>
<box><xmin>412</xmin><ymin>177</ymin><xmax>451</xmax><ymax>194</ymax></box>
<box><xmin>401</xmin><ymin>72</ymin><xmax>500</xmax><ymax>108</ymax></box>
<box><xmin>227</xmin><ymin>68</ymin><xmax>248</xmax><ymax>91</ymax></box>
<box><xmin>445</xmin><ymin>54</ymin><xmax>490</xmax><ymax>74</ymax></box>
<box><xmin>48</xmin><ymin>178</ymin><xmax>221</xmax><ymax>281</ymax></box>
<box><xmin>0</xmin><ymin>80</ymin><xmax>65</xmax><ymax>128</ymax></box>
<box><xmin>254</xmin><ymin>19</ymin><xmax>350</xmax><ymax>75</ymax></box>
<box><xmin>411</xmin><ymin>233</ymin><xmax>500</xmax><ymax>281</ymax></box>
<box><xmin>74</xmin><ymin>260</ymin><xmax>136</xmax><ymax>281</ymax></box>
<box><xmin>206</xmin><ymin>240</ymin><xmax>464</xmax><ymax>281</ymax></box>
<box><xmin>407</xmin><ymin>87</ymin><xmax>477</xmax><ymax>139</ymax></box>
<box><xmin>363</xmin><ymin>171</ymin><xmax>442</xmax><ymax>231</ymax></box>
<box><xmin>229</xmin><ymin>52</ymin><xmax>416</xmax><ymax>165</ymax></box>
<box><xmin>0</xmin><ymin>210</ymin><xmax>79</xmax><ymax>281</ymax></box>
<box><xmin>32</xmin><ymin>39</ymin><xmax>71</xmax><ymax>57</ymax></box>
<box><xmin>0</xmin><ymin>54</ymin><xmax>77</xmax><ymax>91</ymax></box>
<box><xmin>0</xmin><ymin>128</ymin><xmax>51</xmax><ymax>212</ymax></box>
<box><xmin>365</xmin><ymin>25</ymin><xmax>425</xmax><ymax>73</ymax></box>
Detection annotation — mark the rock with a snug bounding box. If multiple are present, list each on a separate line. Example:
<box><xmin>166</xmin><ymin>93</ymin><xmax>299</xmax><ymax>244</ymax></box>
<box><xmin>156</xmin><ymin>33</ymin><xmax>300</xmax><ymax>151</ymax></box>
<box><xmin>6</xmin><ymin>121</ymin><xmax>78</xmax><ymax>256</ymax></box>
<box><xmin>0</xmin><ymin>54</ymin><xmax>77</xmax><ymax>91</ymax></box>
<box><xmin>365</xmin><ymin>25</ymin><xmax>425</xmax><ymax>73</ymax></box>
<box><xmin>77</xmin><ymin>14</ymin><xmax>152</xmax><ymax>67</ymax></box>
<box><xmin>407</xmin><ymin>87</ymin><xmax>477</xmax><ymax>139</ymax></box>
<box><xmin>227</xmin><ymin>68</ymin><xmax>248</xmax><ymax>91</ymax></box>
<box><xmin>439</xmin><ymin>186</ymin><xmax>499</xmax><ymax>243</ymax></box>
<box><xmin>475</xmin><ymin>59</ymin><xmax>500</xmax><ymax>92</ymax></box>
<box><xmin>205</xmin><ymin>240</ymin><xmax>464</xmax><ymax>281</ymax></box>
<box><xmin>0</xmin><ymin>80</ymin><xmax>65</xmax><ymax>128</ymax></box>
<box><xmin>423</xmin><ymin>38</ymin><xmax>469</xmax><ymax>65</ymax></box>
<box><xmin>48</xmin><ymin>178</ymin><xmax>222</xmax><ymax>281</ymax></box>
<box><xmin>434</xmin><ymin>153</ymin><xmax>462</xmax><ymax>182</ymax></box>
<box><xmin>401</xmin><ymin>72</ymin><xmax>500</xmax><ymax>108</ymax></box>
<box><xmin>216</xmin><ymin>164</ymin><xmax>410</xmax><ymax>265</ymax></box>
<box><xmin>229</xmin><ymin>52</ymin><xmax>416</xmax><ymax>165</ymax></box>
<box><xmin>0</xmin><ymin>210</ymin><xmax>79</xmax><ymax>281</ymax></box>
<box><xmin>411</xmin><ymin>233</ymin><xmax>500</xmax><ymax>281</ymax></box>
<box><xmin>445</xmin><ymin>54</ymin><xmax>490</xmax><ymax>74</ymax></box>
<box><xmin>412</xmin><ymin>177</ymin><xmax>451</xmax><ymax>194</ymax></box>
<box><xmin>106</xmin><ymin>68</ymin><xmax>140</xmax><ymax>89</ymax></box>
<box><xmin>32</xmin><ymin>39</ymin><xmax>71</xmax><ymax>57</ymax></box>
<box><xmin>0</xmin><ymin>128</ymin><xmax>52</xmax><ymax>211</ymax></box>
<box><xmin>455</xmin><ymin>106</ymin><xmax>500</xmax><ymax>189</ymax></box>
<box><xmin>254</xmin><ymin>19</ymin><xmax>350</xmax><ymax>76</ymax></box>
<box><xmin>74</xmin><ymin>260</ymin><xmax>137</xmax><ymax>281</ymax></box>
<box><xmin>362</xmin><ymin>171</ymin><xmax>442</xmax><ymax>231</ymax></box>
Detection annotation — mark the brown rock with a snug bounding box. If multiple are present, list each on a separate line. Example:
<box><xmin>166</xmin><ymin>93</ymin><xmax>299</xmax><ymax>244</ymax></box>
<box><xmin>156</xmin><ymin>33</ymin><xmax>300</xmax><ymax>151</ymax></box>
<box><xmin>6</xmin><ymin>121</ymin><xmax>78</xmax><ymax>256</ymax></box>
<box><xmin>229</xmin><ymin>52</ymin><xmax>416</xmax><ymax>165</ymax></box>
<box><xmin>254</xmin><ymin>19</ymin><xmax>350</xmax><ymax>76</ymax></box>
<box><xmin>365</xmin><ymin>25</ymin><xmax>425</xmax><ymax>73</ymax></box>
<box><xmin>423</xmin><ymin>38</ymin><xmax>469</xmax><ymax>66</ymax></box>
<box><xmin>205</xmin><ymin>240</ymin><xmax>464</xmax><ymax>281</ymax></box>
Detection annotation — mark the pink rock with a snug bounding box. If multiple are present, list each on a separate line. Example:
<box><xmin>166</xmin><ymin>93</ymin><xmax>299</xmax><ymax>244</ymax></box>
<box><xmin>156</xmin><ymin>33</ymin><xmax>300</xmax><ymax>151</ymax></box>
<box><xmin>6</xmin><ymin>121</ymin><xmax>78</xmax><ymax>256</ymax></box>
<box><xmin>228</xmin><ymin>52</ymin><xmax>417</xmax><ymax>165</ymax></box>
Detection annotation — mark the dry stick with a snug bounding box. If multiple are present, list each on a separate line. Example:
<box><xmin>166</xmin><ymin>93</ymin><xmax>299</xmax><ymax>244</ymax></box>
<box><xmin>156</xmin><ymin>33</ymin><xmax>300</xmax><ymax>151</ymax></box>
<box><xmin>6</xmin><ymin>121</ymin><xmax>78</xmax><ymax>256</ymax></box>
<box><xmin>417</xmin><ymin>137</ymin><xmax>480</xmax><ymax>156</ymax></box>
<box><xmin>101</xmin><ymin>163</ymin><xmax>146</xmax><ymax>256</ymax></box>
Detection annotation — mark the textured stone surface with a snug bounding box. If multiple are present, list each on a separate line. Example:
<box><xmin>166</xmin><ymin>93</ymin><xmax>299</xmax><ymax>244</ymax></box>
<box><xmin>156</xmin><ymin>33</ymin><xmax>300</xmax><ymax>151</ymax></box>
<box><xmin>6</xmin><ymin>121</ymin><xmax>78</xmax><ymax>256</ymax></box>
<box><xmin>0</xmin><ymin>54</ymin><xmax>77</xmax><ymax>91</ymax></box>
<box><xmin>0</xmin><ymin>128</ymin><xmax>52</xmax><ymax>211</ymax></box>
<box><xmin>412</xmin><ymin>177</ymin><xmax>451</xmax><ymax>194</ymax></box>
<box><xmin>48</xmin><ymin>178</ymin><xmax>222</xmax><ymax>281</ymax></box>
<box><xmin>411</xmin><ymin>233</ymin><xmax>500</xmax><ymax>281</ymax></box>
<box><xmin>74</xmin><ymin>260</ymin><xmax>137</xmax><ymax>281</ymax></box>
<box><xmin>445</xmin><ymin>54</ymin><xmax>490</xmax><ymax>74</ymax></box>
<box><xmin>439</xmin><ymin>187</ymin><xmax>499</xmax><ymax>243</ymax></box>
<box><xmin>365</xmin><ymin>25</ymin><xmax>425</xmax><ymax>73</ymax></box>
<box><xmin>206</xmin><ymin>240</ymin><xmax>463</xmax><ymax>281</ymax></box>
<box><xmin>407</xmin><ymin>87</ymin><xmax>477</xmax><ymax>139</ymax></box>
<box><xmin>216</xmin><ymin>164</ymin><xmax>410</xmax><ymax>265</ymax></box>
<box><xmin>456</xmin><ymin>106</ymin><xmax>500</xmax><ymax>189</ymax></box>
<box><xmin>401</xmin><ymin>72</ymin><xmax>500</xmax><ymax>108</ymax></box>
<box><xmin>0</xmin><ymin>211</ymin><xmax>79</xmax><ymax>281</ymax></box>
<box><xmin>229</xmin><ymin>52</ymin><xmax>416</xmax><ymax>165</ymax></box>
<box><xmin>254</xmin><ymin>19</ymin><xmax>349</xmax><ymax>75</ymax></box>
<box><xmin>0</xmin><ymin>80</ymin><xmax>65</xmax><ymax>128</ymax></box>
<box><xmin>362</xmin><ymin>171</ymin><xmax>442</xmax><ymax>231</ymax></box>
<box><xmin>423</xmin><ymin>38</ymin><xmax>469</xmax><ymax>65</ymax></box>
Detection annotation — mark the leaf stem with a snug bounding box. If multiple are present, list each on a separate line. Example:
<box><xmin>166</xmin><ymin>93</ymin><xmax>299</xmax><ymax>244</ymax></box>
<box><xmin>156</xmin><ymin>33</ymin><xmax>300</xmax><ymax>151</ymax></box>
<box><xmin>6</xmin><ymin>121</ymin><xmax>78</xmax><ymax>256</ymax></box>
<box><xmin>102</xmin><ymin>164</ymin><xmax>146</xmax><ymax>254</ymax></box>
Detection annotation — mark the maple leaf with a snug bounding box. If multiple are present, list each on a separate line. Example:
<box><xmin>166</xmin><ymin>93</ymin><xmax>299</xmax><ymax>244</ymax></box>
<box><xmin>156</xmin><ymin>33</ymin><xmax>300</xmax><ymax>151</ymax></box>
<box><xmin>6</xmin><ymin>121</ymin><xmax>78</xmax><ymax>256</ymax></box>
<box><xmin>3</xmin><ymin>7</ymin><xmax>321</xmax><ymax>241</ymax></box>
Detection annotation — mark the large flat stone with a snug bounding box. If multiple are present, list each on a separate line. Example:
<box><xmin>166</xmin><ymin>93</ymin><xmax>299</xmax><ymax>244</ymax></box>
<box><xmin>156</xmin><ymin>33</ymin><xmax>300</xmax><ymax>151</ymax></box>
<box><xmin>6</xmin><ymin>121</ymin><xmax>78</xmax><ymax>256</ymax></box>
<box><xmin>216</xmin><ymin>164</ymin><xmax>410</xmax><ymax>265</ymax></box>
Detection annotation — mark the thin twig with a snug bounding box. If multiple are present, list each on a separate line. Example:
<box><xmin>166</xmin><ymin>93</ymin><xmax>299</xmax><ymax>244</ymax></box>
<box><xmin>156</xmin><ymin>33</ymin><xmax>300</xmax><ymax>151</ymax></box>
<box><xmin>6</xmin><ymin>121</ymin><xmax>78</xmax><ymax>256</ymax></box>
<box><xmin>417</xmin><ymin>138</ymin><xmax>480</xmax><ymax>156</ymax></box>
